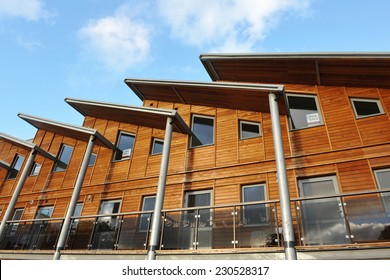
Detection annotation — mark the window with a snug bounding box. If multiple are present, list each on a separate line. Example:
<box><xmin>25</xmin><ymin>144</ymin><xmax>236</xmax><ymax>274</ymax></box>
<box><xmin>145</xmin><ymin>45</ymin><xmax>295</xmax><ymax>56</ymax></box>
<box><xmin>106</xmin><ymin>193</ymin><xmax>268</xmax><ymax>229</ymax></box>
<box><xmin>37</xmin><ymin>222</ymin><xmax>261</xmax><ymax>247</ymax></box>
<box><xmin>242</xmin><ymin>184</ymin><xmax>267</xmax><ymax>225</ymax></box>
<box><xmin>30</xmin><ymin>162</ymin><xmax>41</xmax><ymax>176</ymax></box>
<box><xmin>139</xmin><ymin>196</ymin><xmax>156</xmax><ymax>231</ymax></box>
<box><xmin>9</xmin><ymin>208</ymin><xmax>24</xmax><ymax>235</ymax></box>
<box><xmin>190</xmin><ymin>115</ymin><xmax>214</xmax><ymax>148</ymax></box>
<box><xmin>7</xmin><ymin>154</ymin><xmax>25</xmax><ymax>180</ymax></box>
<box><xmin>240</xmin><ymin>120</ymin><xmax>261</xmax><ymax>139</ymax></box>
<box><xmin>351</xmin><ymin>98</ymin><xmax>384</xmax><ymax>119</ymax></box>
<box><xmin>88</xmin><ymin>153</ymin><xmax>97</xmax><ymax>166</ymax></box>
<box><xmin>35</xmin><ymin>206</ymin><xmax>54</xmax><ymax>219</ymax></box>
<box><xmin>151</xmin><ymin>138</ymin><xmax>164</xmax><ymax>155</ymax></box>
<box><xmin>53</xmin><ymin>144</ymin><xmax>73</xmax><ymax>172</ymax></box>
<box><xmin>286</xmin><ymin>94</ymin><xmax>323</xmax><ymax>130</ymax></box>
<box><xmin>374</xmin><ymin>169</ymin><xmax>390</xmax><ymax>216</ymax></box>
<box><xmin>114</xmin><ymin>132</ymin><xmax>135</xmax><ymax>161</ymax></box>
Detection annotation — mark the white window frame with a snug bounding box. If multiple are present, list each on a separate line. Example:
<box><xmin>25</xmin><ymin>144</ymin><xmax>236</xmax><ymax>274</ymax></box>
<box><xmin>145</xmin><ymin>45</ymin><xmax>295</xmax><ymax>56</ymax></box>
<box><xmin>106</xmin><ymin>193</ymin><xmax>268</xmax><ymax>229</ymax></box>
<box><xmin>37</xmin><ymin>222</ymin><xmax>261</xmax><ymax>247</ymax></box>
<box><xmin>241</xmin><ymin>184</ymin><xmax>268</xmax><ymax>226</ymax></box>
<box><xmin>190</xmin><ymin>114</ymin><xmax>215</xmax><ymax>148</ymax></box>
<box><xmin>350</xmin><ymin>97</ymin><xmax>384</xmax><ymax>119</ymax></box>
<box><xmin>286</xmin><ymin>93</ymin><xmax>323</xmax><ymax>130</ymax></box>
<box><xmin>374</xmin><ymin>168</ymin><xmax>390</xmax><ymax>217</ymax></box>
<box><xmin>30</xmin><ymin>162</ymin><xmax>41</xmax><ymax>176</ymax></box>
<box><xmin>239</xmin><ymin>120</ymin><xmax>262</xmax><ymax>140</ymax></box>
<box><xmin>151</xmin><ymin>138</ymin><xmax>164</xmax><ymax>155</ymax></box>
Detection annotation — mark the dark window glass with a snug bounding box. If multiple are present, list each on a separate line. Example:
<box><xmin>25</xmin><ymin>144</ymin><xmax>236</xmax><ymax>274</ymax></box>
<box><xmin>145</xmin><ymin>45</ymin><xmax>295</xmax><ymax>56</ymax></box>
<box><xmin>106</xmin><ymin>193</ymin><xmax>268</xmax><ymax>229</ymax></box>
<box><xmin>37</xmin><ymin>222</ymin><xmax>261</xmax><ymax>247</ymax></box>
<box><xmin>287</xmin><ymin>94</ymin><xmax>322</xmax><ymax>130</ymax></box>
<box><xmin>190</xmin><ymin>115</ymin><xmax>214</xmax><ymax>147</ymax></box>
<box><xmin>352</xmin><ymin>99</ymin><xmax>383</xmax><ymax>118</ymax></box>
<box><xmin>88</xmin><ymin>153</ymin><xmax>97</xmax><ymax>166</ymax></box>
<box><xmin>53</xmin><ymin>145</ymin><xmax>73</xmax><ymax>172</ymax></box>
<box><xmin>242</xmin><ymin>185</ymin><xmax>267</xmax><ymax>225</ymax></box>
<box><xmin>114</xmin><ymin>133</ymin><xmax>135</xmax><ymax>161</ymax></box>
<box><xmin>240</xmin><ymin>121</ymin><xmax>261</xmax><ymax>139</ymax></box>
<box><xmin>151</xmin><ymin>139</ymin><xmax>164</xmax><ymax>155</ymax></box>
<box><xmin>7</xmin><ymin>155</ymin><xmax>25</xmax><ymax>180</ymax></box>
<box><xmin>139</xmin><ymin>196</ymin><xmax>156</xmax><ymax>231</ymax></box>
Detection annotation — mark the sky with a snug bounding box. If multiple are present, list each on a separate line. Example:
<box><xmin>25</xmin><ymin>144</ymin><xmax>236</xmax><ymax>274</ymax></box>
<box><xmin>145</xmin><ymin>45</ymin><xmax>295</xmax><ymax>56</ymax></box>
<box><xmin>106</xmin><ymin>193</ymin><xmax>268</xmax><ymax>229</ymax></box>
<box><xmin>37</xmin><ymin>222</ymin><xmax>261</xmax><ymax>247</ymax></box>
<box><xmin>1</xmin><ymin>0</ymin><xmax>390</xmax><ymax>140</ymax></box>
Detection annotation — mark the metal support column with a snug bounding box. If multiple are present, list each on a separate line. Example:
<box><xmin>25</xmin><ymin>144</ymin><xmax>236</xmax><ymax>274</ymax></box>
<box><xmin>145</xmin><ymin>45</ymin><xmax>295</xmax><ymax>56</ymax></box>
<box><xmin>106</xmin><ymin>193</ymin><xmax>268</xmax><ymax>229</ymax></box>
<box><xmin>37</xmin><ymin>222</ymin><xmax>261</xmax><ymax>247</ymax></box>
<box><xmin>268</xmin><ymin>92</ymin><xmax>297</xmax><ymax>260</ymax></box>
<box><xmin>0</xmin><ymin>148</ymin><xmax>37</xmax><ymax>240</ymax></box>
<box><xmin>53</xmin><ymin>135</ymin><xmax>96</xmax><ymax>260</ymax></box>
<box><xmin>147</xmin><ymin>116</ymin><xmax>174</xmax><ymax>260</ymax></box>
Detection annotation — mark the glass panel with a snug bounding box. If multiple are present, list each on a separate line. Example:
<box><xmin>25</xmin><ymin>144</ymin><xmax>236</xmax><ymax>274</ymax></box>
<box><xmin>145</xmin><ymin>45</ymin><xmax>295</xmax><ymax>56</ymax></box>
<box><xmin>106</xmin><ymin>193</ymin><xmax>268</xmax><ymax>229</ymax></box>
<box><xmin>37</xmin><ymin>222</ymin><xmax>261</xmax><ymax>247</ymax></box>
<box><xmin>374</xmin><ymin>169</ymin><xmax>390</xmax><ymax>216</ymax></box>
<box><xmin>54</xmin><ymin>145</ymin><xmax>74</xmax><ymax>172</ymax></box>
<box><xmin>162</xmin><ymin>211</ymin><xmax>193</xmax><ymax>250</ymax></box>
<box><xmin>139</xmin><ymin>196</ymin><xmax>155</xmax><ymax>231</ymax></box>
<box><xmin>287</xmin><ymin>95</ymin><xmax>321</xmax><ymax>129</ymax></box>
<box><xmin>191</xmin><ymin>116</ymin><xmax>214</xmax><ymax>147</ymax></box>
<box><xmin>242</xmin><ymin>185</ymin><xmax>267</xmax><ymax>225</ymax></box>
<box><xmin>30</xmin><ymin>162</ymin><xmax>41</xmax><ymax>176</ymax></box>
<box><xmin>7</xmin><ymin>155</ymin><xmax>25</xmax><ymax>179</ymax></box>
<box><xmin>26</xmin><ymin>206</ymin><xmax>54</xmax><ymax>249</ymax></box>
<box><xmin>66</xmin><ymin>218</ymin><xmax>95</xmax><ymax>250</ymax></box>
<box><xmin>344</xmin><ymin>194</ymin><xmax>390</xmax><ymax>243</ymax></box>
<box><xmin>117</xmin><ymin>213</ymin><xmax>148</xmax><ymax>250</ymax></box>
<box><xmin>114</xmin><ymin>133</ymin><xmax>135</xmax><ymax>160</ymax></box>
<box><xmin>88</xmin><ymin>153</ymin><xmax>97</xmax><ymax>166</ymax></box>
<box><xmin>299</xmin><ymin>178</ymin><xmax>348</xmax><ymax>245</ymax></box>
<box><xmin>211</xmin><ymin>207</ymin><xmax>234</xmax><ymax>249</ymax></box>
<box><xmin>240</xmin><ymin>121</ymin><xmax>261</xmax><ymax>139</ymax></box>
<box><xmin>151</xmin><ymin>139</ymin><xmax>164</xmax><ymax>155</ymax></box>
<box><xmin>0</xmin><ymin>209</ymin><xmax>24</xmax><ymax>249</ymax></box>
<box><xmin>352</xmin><ymin>99</ymin><xmax>382</xmax><ymax>118</ymax></box>
<box><xmin>91</xmin><ymin>200</ymin><xmax>121</xmax><ymax>250</ymax></box>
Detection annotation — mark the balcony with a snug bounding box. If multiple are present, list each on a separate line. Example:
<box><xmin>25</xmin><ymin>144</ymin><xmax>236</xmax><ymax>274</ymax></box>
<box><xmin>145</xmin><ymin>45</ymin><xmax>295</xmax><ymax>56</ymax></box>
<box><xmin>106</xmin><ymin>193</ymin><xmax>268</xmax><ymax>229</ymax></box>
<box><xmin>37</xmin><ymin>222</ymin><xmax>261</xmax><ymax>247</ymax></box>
<box><xmin>0</xmin><ymin>189</ymin><xmax>390</xmax><ymax>260</ymax></box>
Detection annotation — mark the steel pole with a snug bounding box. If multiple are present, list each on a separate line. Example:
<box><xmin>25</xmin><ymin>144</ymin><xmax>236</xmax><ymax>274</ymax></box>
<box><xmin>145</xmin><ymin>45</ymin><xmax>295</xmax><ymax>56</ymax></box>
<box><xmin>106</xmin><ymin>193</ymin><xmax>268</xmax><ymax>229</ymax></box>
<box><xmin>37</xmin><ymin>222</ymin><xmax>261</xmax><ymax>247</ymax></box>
<box><xmin>0</xmin><ymin>149</ymin><xmax>37</xmax><ymax>240</ymax></box>
<box><xmin>53</xmin><ymin>135</ymin><xmax>96</xmax><ymax>260</ymax></box>
<box><xmin>147</xmin><ymin>116</ymin><xmax>173</xmax><ymax>260</ymax></box>
<box><xmin>268</xmin><ymin>92</ymin><xmax>297</xmax><ymax>260</ymax></box>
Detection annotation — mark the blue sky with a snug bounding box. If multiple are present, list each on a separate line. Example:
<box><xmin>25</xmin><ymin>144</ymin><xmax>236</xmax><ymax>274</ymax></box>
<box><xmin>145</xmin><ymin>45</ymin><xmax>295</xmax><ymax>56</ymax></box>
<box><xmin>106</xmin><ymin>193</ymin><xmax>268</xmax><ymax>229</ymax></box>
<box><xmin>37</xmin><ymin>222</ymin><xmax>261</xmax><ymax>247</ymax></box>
<box><xmin>1</xmin><ymin>0</ymin><xmax>390</xmax><ymax>140</ymax></box>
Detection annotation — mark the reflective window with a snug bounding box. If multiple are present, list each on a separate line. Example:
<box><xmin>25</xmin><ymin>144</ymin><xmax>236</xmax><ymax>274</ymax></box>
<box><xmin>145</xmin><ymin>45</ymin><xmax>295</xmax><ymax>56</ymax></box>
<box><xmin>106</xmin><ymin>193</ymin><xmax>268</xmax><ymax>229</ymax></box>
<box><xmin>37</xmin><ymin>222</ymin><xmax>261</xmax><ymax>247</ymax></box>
<box><xmin>114</xmin><ymin>132</ymin><xmax>135</xmax><ymax>161</ymax></box>
<box><xmin>351</xmin><ymin>98</ymin><xmax>384</xmax><ymax>119</ymax></box>
<box><xmin>190</xmin><ymin>115</ymin><xmax>214</xmax><ymax>148</ymax></box>
<box><xmin>151</xmin><ymin>139</ymin><xmax>164</xmax><ymax>155</ymax></box>
<box><xmin>287</xmin><ymin>94</ymin><xmax>322</xmax><ymax>130</ymax></box>
<box><xmin>240</xmin><ymin>121</ymin><xmax>261</xmax><ymax>139</ymax></box>
<box><xmin>88</xmin><ymin>153</ymin><xmax>97</xmax><ymax>166</ymax></box>
<box><xmin>53</xmin><ymin>145</ymin><xmax>73</xmax><ymax>172</ymax></box>
<box><xmin>7</xmin><ymin>154</ymin><xmax>25</xmax><ymax>180</ymax></box>
<box><xmin>242</xmin><ymin>184</ymin><xmax>267</xmax><ymax>225</ymax></box>
<box><xmin>30</xmin><ymin>162</ymin><xmax>41</xmax><ymax>176</ymax></box>
<box><xmin>139</xmin><ymin>196</ymin><xmax>156</xmax><ymax>231</ymax></box>
<box><xmin>374</xmin><ymin>169</ymin><xmax>390</xmax><ymax>216</ymax></box>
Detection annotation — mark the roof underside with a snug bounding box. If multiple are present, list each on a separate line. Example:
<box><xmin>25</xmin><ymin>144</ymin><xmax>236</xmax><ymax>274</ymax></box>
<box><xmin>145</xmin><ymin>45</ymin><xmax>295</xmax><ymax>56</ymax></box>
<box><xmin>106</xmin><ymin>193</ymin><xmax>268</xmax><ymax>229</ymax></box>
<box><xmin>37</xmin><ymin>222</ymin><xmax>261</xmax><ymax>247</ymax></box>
<box><xmin>18</xmin><ymin>114</ymin><xmax>115</xmax><ymax>149</ymax></box>
<box><xmin>125</xmin><ymin>79</ymin><xmax>287</xmax><ymax>115</ymax></box>
<box><xmin>0</xmin><ymin>159</ymin><xmax>10</xmax><ymax>170</ymax></box>
<box><xmin>200</xmin><ymin>53</ymin><xmax>390</xmax><ymax>89</ymax></box>
<box><xmin>65</xmin><ymin>98</ymin><xmax>191</xmax><ymax>134</ymax></box>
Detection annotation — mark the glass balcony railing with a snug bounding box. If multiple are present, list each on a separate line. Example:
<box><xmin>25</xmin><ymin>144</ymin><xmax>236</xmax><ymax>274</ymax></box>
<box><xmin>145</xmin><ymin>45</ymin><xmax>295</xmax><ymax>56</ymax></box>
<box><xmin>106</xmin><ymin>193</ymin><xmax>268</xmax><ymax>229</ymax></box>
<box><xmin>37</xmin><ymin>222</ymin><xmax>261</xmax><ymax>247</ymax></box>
<box><xmin>0</xmin><ymin>189</ymin><xmax>389</xmax><ymax>252</ymax></box>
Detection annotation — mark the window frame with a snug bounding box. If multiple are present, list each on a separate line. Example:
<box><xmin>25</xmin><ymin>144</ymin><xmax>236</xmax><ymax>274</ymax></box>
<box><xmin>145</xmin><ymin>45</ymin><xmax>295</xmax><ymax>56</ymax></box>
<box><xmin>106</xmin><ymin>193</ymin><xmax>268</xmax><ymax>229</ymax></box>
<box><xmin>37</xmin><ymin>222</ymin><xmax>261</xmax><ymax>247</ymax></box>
<box><xmin>151</xmin><ymin>138</ymin><xmax>164</xmax><ymax>155</ymax></box>
<box><xmin>139</xmin><ymin>196</ymin><xmax>156</xmax><ymax>232</ymax></box>
<box><xmin>350</xmin><ymin>97</ymin><xmax>384</xmax><ymax>119</ymax></box>
<box><xmin>6</xmin><ymin>154</ymin><xmax>25</xmax><ymax>180</ymax></box>
<box><xmin>239</xmin><ymin>120</ymin><xmax>262</xmax><ymax>140</ymax></box>
<box><xmin>30</xmin><ymin>162</ymin><xmax>41</xmax><ymax>176</ymax></box>
<box><xmin>113</xmin><ymin>131</ymin><xmax>136</xmax><ymax>162</ymax></box>
<box><xmin>53</xmin><ymin>144</ymin><xmax>74</xmax><ymax>172</ymax></box>
<box><xmin>88</xmin><ymin>153</ymin><xmax>97</xmax><ymax>167</ymax></box>
<box><xmin>241</xmin><ymin>184</ymin><xmax>268</xmax><ymax>226</ymax></box>
<box><xmin>286</xmin><ymin>93</ymin><xmax>323</xmax><ymax>130</ymax></box>
<box><xmin>374</xmin><ymin>168</ymin><xmax>390</xmax><ymax>217</ymax></box>
<box><xmin>190</xmin><ymin>114</ymin><xmax>215</xmax><ymax>148</ymax></box>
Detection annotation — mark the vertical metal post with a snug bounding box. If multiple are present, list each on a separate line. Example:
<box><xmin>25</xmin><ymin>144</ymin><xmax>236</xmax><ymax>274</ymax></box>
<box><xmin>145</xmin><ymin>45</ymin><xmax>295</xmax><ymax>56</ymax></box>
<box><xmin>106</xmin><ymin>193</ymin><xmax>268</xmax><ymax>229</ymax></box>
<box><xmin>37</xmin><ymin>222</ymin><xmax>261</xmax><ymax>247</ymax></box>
<box><xmin>147</xmin><ymin>116</ymin><xmax>173</xmax><ymax>260</ymax></box>
<box><xmin>53</xmin><ymin>135</ymin><xmax>96</xmax><ymax>260</ymax></box>
<box><xmin>0</xmin><ymin>149</ymin><xmax>37</xmax><ymax>240</ymax></box>
<box><xmin>268</xmin><ymin>92</ymin><xmax>297</xmax><ymax>260</ymax></box>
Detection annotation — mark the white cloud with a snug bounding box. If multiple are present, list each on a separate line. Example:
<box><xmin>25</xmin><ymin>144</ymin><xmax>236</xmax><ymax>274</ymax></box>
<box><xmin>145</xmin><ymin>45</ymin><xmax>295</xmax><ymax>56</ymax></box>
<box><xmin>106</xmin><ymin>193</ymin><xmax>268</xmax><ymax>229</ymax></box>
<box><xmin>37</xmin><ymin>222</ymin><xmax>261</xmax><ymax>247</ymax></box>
<box><xmin>78</xmin><ymin>8</ymin><xmax>151</xmax><ymax>72</ymax></box>
<box><xmin>156</xmin><ymin>0</ymin><xmax>310</xmax><ymax>52</ymax></box>
<box><xmin>0</xmin><ymin>0</ymin><xmax>53</xmax><ymax>21</ymax></box>
<box><xmin>17</xmin><ymin>37</ymin><xmax>44</xmax><ymax>51</ymax></box>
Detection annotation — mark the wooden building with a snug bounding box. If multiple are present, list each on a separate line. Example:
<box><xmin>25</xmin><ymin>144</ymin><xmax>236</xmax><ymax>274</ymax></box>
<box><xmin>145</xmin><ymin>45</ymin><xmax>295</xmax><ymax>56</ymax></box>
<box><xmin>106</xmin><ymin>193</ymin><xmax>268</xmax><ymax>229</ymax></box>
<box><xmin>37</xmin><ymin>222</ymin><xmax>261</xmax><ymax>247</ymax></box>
<box><xmin>1</xmin><ymin>52</ymin><xmax>390</xmax><ymax>260</ymax></box>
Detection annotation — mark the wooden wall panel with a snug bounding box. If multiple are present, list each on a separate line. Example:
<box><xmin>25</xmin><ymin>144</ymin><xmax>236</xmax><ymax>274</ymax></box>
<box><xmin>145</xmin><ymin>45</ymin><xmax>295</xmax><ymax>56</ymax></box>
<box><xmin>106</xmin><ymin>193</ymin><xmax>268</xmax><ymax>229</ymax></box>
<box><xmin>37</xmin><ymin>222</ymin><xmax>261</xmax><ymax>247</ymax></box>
<box><xmin>337</xmin><ymin>160</ymin><xmax>376</xmax><ymax>192</ymax></box>
<box><xmin>289</xmin><ymin>125</ymin><xmax>330</xmax><ymax>155</ymax></box>
<box><xmin>318</xmin><ymin>86</ymin><xmax>362</xmax><ymax>150</ymax></box>
<box><xmin>131</xmin><ymin>127</ymin><xmax>151</xmax><ymax>178</ymax></box>
<box><xmin>216</xmin><ymin>108</ymin><xmax>238</xmax><ymax>166</ymax></box>
<box><xmin>356</xmin><ymin>115</ymin><xmax>390</xmax><ymax>145</ymax></box>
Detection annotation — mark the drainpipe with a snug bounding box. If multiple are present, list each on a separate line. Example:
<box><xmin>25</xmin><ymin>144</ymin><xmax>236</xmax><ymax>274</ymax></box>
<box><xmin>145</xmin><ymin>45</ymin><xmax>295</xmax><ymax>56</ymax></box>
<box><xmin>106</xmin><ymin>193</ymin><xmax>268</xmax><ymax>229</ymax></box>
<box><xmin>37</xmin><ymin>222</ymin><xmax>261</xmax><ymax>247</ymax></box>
<box><xmin>147</xmin><ymin>116</ymin><xmax>174</xmax><ymax>260</ymax></box>
<box><xmin>0</xmin><ymin>149</ymin><xmax>37</xmax><ymax>240</ymax></box>
<box><xmin>53</xmin><ymin>135</ymin><xmax>96</xmax><ymax>260</ymax></box>
<box><xmin>268</xmin><ymin>92</ymin><xmax>297</xmax><ymax>260</ymax></box>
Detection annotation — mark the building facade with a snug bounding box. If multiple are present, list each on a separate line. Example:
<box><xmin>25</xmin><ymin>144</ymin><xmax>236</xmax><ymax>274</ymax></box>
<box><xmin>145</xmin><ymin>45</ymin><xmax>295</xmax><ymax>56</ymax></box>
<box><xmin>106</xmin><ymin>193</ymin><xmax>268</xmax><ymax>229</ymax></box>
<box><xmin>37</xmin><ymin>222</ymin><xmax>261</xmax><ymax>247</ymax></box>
<box><xmin>1</xmin><ymin>53</ymin><xmax>390</xmax><ymax>260</ymax></box>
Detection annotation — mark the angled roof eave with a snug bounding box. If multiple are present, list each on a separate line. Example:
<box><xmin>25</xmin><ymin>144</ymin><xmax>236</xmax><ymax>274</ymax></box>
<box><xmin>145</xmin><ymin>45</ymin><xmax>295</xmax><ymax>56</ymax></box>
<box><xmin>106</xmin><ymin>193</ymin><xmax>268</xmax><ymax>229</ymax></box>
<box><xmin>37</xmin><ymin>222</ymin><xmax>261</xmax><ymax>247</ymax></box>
<box><xmin>0</xmin><ymin>131</ymin><xmax>56</xmax><ymax>161</ymax></box>
<box><xmin>17</xmin><ymin>113</ymin><xmax>116</xmax><ymax>150</ymax></box>
<box><xmin>65</xmin><ymin>98</ymin><xmax>192</xmax><ymax>135</ymax></box>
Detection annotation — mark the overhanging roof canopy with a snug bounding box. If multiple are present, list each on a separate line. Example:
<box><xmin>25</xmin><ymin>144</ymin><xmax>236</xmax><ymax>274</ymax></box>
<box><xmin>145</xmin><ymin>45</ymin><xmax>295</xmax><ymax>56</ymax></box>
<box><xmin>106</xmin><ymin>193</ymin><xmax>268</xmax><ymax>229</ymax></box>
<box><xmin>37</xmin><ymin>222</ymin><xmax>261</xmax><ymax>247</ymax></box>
<box><xmin>65</xmin><ymin>98</ymin><xmax>192</xmax><ymax>134</ymax></box>
<box><xmin>18</xmin><ymin>114</ymin><xmax>116</xmax><ymax>150</ymax></box>
<box><xmin>200</xmin><ymin>52</ymin><xmax>390</xmax><ymax>89</ymax></box>
<box><xmin>0</xmin><ymin>132</ymin><xmax>56</xmax><ymax>161</ymax></box>
<box><xmin>125</xmin><ymin>78</ymin><xmax>287</xmax><ymax>115</ymax></box>
<box><xmin>0</xmin><ymin>159</ymin><xmax>11</xmax><ymax>170</ymax></box>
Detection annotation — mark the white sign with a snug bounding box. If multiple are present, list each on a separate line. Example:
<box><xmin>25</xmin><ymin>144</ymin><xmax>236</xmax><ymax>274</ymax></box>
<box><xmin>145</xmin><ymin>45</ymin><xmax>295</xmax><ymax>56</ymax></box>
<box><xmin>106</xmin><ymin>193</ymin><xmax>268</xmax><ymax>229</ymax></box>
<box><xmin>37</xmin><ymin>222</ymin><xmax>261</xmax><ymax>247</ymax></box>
<box><xmin>306</xmin><ymin>113</ymin><xmax>320</xmax><ymax>126</ymax></box>
<box><xmin>122</xmin><ymin>148</ymin><xmax>132</xmax><ymax>158</ymax></box>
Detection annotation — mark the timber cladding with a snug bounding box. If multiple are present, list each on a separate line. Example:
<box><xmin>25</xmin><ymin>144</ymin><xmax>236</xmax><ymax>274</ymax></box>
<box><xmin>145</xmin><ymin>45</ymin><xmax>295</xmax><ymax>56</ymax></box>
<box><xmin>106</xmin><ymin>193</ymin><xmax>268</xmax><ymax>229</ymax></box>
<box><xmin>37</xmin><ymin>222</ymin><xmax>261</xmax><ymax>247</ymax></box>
<box><xmin>1</xmin><ymin>84</ymin><xmax>390</xmax><ymax>222</ymax></box>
